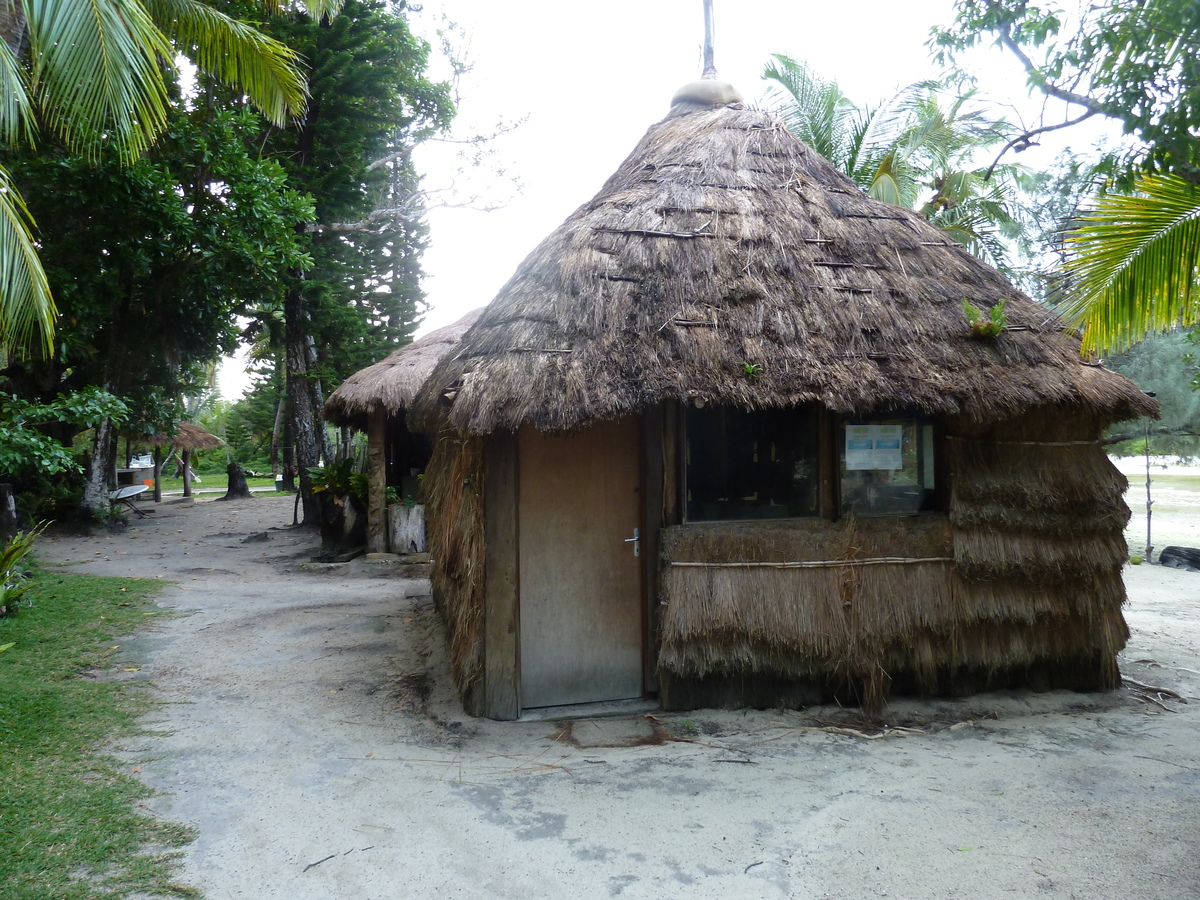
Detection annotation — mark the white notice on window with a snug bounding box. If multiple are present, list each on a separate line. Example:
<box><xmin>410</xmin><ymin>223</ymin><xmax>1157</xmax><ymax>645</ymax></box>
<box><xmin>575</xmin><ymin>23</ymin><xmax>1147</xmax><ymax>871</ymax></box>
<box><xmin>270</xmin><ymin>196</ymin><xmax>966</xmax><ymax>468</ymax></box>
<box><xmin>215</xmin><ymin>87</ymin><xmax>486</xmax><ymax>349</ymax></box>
<box><xmin>845</xmin><ymin>424</ymin><xmax>903</xmax><ymax>470</ymax></box>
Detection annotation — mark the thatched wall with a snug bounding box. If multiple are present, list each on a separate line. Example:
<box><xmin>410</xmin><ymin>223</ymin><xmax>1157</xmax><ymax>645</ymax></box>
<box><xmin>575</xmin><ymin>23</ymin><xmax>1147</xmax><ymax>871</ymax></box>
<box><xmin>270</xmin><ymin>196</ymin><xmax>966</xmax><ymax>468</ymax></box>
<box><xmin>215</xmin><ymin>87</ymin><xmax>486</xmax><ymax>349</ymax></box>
<box><xmin>946</xmin><ymin>406</ymin><xmax>1131</xmax><ymax>687</ymax></box>
<box><xmin>425</xmin><ymin>429</ymin><xmax>485</xmax><ymax>714</ymax></box>
<box><xmin>659</xmin><ymin>517</ymin><xmax>957</xmax><ymax>709</ymax></box>
<box><xmin>659</xmin><ymin>406</ymin><xmax>1133</xmax><ymax>710</ymax></box>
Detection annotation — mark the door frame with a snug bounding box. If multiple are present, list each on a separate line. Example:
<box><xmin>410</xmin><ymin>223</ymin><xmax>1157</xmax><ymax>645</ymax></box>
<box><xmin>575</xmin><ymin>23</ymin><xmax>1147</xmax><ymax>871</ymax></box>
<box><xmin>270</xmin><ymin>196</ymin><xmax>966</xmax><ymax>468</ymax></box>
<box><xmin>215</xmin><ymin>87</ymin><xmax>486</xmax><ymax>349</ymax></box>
<box><xmin>515</xmin><ymin>416</ymin><xmax>647</xmax><ymax>710</ymax></box>
<box><xmin>479</xmin><ymin>417</ymin><xmax>650</xmax><ymax>719</ymax></box>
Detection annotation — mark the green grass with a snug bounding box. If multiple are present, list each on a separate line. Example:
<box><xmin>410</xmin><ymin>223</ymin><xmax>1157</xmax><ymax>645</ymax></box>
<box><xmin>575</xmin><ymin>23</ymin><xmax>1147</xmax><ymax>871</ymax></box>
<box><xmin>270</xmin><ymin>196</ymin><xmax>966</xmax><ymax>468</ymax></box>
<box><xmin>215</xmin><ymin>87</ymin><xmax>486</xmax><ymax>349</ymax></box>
<box><xmin>1139</xmin><ymin>473</ymin><xmax>1200</xmax><ymax>491</ymax></box>
<box><xmin>0</xmin><ymin>572</ymin><xmax>197</xmax><ymax>899</ymax></box>
<box><xmin>153</xmin><ymin>474</ymin><xmax>280</xmax><ymax>493</ymax></box>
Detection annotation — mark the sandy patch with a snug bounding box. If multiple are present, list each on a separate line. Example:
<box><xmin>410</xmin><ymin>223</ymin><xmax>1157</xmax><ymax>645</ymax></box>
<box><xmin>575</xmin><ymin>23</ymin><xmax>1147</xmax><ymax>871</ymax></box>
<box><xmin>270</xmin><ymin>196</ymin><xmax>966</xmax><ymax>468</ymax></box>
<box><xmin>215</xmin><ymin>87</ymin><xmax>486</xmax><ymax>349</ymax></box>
<box><xmin>35</xmin><ymin>494</ymin><xmax>1200</xmax><ymax>899</ymax></box>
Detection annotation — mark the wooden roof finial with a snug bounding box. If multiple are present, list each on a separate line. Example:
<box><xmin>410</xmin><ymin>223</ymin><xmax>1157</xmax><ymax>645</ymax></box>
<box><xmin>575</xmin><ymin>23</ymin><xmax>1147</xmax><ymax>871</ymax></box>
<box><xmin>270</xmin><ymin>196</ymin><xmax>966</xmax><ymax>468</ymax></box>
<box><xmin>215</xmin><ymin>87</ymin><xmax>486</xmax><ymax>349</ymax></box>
<box><xmin>669</xmin><ymin>0</ymin><xmax>742</xmax><ymax>108</ymax></box>
<box><xmin>702</xmin><ymin>0</ymin><xmax>717</xmax><ymax>79</ymax></box>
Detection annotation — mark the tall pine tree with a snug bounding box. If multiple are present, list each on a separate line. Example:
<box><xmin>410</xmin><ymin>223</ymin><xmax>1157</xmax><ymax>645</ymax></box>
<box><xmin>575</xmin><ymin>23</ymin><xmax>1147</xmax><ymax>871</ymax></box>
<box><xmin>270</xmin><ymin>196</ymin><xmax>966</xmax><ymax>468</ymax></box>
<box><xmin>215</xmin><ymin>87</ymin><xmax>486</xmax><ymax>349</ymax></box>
<box><xmin>258</xmin><ymin>0</ymin><xmax>454</xmax><ymax>522</ymax></box>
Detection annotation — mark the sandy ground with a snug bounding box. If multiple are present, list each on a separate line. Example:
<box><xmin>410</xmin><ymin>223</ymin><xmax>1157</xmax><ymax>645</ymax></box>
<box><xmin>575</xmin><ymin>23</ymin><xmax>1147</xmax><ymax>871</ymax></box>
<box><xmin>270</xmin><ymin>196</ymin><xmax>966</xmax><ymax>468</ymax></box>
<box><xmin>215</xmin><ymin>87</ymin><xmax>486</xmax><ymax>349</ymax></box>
<box><xmin>35</xmin><ymin>490</ymin><xmax>1200</xmax><ymax>900</ymax></box>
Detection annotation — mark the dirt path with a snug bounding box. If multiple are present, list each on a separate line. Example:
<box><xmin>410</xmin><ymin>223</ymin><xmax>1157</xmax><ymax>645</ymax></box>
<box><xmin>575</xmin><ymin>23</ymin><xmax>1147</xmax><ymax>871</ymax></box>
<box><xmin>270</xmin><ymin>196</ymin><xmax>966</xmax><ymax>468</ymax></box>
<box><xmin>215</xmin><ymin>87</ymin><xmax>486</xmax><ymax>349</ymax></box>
<box><xmin>37</xmin><ymin>496</ymin><xmax>1200</xmax><ymax>900</ymax></box>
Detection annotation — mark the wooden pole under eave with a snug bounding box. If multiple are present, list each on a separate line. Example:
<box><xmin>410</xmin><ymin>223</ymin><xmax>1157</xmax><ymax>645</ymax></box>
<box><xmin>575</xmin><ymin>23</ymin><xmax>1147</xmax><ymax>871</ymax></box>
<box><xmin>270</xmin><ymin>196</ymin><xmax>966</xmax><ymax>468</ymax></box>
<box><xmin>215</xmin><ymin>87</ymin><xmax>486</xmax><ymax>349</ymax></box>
<box><xmin>153</xmin><ymin>444</ymin><xmax>162</xmax><ymax>503</ymax></box>
<box><xmin>366</xmin><ymin>407</ymin><xmax>388</xmax><ymax>554</ymax></box>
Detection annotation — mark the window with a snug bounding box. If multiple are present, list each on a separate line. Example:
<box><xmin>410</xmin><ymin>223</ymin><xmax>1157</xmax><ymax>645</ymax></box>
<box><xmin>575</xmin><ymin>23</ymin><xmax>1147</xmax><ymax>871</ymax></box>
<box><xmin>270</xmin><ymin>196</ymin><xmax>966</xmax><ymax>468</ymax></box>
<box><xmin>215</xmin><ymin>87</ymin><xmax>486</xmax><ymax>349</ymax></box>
<box><xmin>839</xmin><ymin>418</ymin><xmax>936</xmax><ymax>516</ymax></box>
<box><xmin>685</xmin><ymin>405</ymin><xmax>820</xmax><ymax>521</ymax></box>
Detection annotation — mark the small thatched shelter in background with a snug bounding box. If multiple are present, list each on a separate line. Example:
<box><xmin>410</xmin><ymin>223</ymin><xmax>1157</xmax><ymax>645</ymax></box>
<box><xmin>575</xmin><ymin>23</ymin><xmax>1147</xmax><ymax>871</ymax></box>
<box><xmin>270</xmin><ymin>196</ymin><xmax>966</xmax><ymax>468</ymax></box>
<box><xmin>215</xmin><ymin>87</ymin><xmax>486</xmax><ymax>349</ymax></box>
<box><xmin>146</xmin><ymin>422</ymin><xmax>223</xmax><ymax>500</ymax></box>
<box><xmin>325</xmin><ymin>309</ymin><xmax>483</xmax><ymax>552</ymax></box>
<box><xmin>412</xmin><ymin>81</ymin><xmax>1157</xmax><ymax>720</ymax></box>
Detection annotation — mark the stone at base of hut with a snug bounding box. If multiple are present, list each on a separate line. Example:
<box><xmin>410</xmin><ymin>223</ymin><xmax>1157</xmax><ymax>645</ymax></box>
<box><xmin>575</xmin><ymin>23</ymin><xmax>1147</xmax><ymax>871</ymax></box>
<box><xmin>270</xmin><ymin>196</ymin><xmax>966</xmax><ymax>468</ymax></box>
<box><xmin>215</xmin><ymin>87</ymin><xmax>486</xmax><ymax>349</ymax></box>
<box><xmin>1159</xmin><ymin>546</ymin><xmax>1200</xmax><ymax>571</ymax></box>
<box><xmin>387</xmin><ymin>503</ymin><xmax>426</xmax><ymax>554</ymax></box>
<box><xmin>310</xmin><ymin>547</ymin><xmax>366</xmax><ymax>564</ymax></box>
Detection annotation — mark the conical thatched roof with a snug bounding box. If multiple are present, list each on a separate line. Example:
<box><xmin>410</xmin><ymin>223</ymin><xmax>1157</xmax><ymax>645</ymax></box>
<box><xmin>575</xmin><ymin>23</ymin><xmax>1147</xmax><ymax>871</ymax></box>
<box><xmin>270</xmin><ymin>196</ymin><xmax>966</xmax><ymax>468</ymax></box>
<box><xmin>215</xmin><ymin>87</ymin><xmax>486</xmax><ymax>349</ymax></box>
<box><xmin>414</xmin><ymin>98</ymin><xmax>1155</xmax><ymax>434</ymax></box>
<box><xmin>324</xmin><ymin>308</ymin><xmax>484</xmax><ymax>430</ymax></box>
<box><xmin>147</xmin><ymin>422</ymin><xmax>223</xmax><ymax>451</ymax></box>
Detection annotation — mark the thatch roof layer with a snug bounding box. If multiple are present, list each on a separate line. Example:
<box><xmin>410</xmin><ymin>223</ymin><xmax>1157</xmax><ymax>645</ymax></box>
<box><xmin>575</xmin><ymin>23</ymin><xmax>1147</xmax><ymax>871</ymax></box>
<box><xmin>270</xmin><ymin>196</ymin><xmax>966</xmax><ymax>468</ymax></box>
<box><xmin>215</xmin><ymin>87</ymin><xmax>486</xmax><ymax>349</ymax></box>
<box><xmin>414</xmin><ymin>102</ymin><xmax>1155</xmax><ymax>434</ymax></box>
<box><xmin>147</xmin><ymin>422</ymin><xmax>223</xmax><ymax>451</ymax></box>
<box><xmin>325</xmin><ymin>309</ymin><xmax>483</xmax><ymax>429</ymax></box>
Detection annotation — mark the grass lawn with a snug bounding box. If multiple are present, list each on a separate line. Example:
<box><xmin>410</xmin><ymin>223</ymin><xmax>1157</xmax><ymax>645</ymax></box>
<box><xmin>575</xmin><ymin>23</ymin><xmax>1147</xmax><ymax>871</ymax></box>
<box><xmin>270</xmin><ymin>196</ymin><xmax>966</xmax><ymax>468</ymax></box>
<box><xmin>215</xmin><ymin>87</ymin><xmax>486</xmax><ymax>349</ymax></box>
<box><xmin>154</xmin><ymin>474</ymin><xmax>281</xmax><ymax>494</ymax></box>
<box><xmin>0</xmin><ymin>571</ymin><xmax>196</xmax><ymax>899</ymax></box>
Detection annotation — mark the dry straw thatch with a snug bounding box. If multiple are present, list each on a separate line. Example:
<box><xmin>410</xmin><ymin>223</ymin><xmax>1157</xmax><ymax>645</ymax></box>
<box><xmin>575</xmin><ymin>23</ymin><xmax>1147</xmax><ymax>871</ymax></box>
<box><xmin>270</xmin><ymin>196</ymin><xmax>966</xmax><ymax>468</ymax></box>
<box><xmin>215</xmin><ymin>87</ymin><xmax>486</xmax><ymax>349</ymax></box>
<box><xmin>146</xmin><ymin>422</ymin><xmax>223</xmax><ymax>451</ymax></box>
<box><xmin>325</xmin><ymin>308</ymin><xmax>483</xmax><ymax>431</ymax></box>
<box><xmin>424</xmin><ymin>429</ymin><xmax>485</xmax><ymax>713</ymax></box>
<box><xmin>414</xmin><ymin>99</ymin><xmax>1154</xmax><ymax>433</ymax></box>
<box><xmin>416</xmin><ymin>87</ymin><xmax>1156</xmax><ymax>713</ymax></box>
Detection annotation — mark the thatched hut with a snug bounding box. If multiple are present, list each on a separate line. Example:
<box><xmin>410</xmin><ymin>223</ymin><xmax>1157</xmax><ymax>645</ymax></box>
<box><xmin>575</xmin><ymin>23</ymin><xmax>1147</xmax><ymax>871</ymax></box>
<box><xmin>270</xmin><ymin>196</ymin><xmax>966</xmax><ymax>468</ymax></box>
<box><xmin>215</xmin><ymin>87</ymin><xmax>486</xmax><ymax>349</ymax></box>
<box><xmin>325</xmin><ymin>309</ymin><xmax>482</xmax><ymax>552</ymax></box>
<box><xmin>412</xmin><ymin>81</ymin><xmax>1157</xmax><ymax>720</ymax></box>
<box><xmin>147</xmin><ymin>422</ymin><xmax>224</xmax><ymax>499</ymax></box>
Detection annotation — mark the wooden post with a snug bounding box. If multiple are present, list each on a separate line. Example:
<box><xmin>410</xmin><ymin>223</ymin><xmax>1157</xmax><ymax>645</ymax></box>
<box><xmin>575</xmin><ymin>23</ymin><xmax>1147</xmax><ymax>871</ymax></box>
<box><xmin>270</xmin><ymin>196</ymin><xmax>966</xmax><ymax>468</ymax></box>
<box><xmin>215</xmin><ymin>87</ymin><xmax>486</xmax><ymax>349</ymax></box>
<box><xmin>182</xmin><ymin>448</ymin><xmax>192</xmax><ymax>498</ymax></box>
<box><xmin>152</xmin><ymin>445</ymin><xmax>162</xmax><ymax>503</ymax></box>
<box><xmin>819</xmin><ymin>409</ymin><xmax>837</xmax><ymax>519</ymax></box>
<box><xmin>366</xmin><ymin>407</ymin><xmax>387</xmax><ymax>554</ymax></box>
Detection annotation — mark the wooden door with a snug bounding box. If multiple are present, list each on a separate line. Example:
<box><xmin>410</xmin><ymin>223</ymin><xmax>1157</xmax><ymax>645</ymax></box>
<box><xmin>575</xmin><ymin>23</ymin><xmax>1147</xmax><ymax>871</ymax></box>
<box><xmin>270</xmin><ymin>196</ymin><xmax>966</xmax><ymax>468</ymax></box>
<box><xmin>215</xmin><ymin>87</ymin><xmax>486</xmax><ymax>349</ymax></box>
<box><xmin>518</xmin><ymin>417</ymin><xmax>643</xmax><ymax>708</ymax></box>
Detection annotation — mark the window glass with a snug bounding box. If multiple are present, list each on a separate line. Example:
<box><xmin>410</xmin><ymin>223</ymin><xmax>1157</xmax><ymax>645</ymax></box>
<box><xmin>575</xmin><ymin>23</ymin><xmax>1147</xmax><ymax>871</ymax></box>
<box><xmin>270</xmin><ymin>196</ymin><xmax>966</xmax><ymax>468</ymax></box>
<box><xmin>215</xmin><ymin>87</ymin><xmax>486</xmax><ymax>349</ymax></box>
<box><xmin>839</xmin><ymin>418</ymin><xmax>935</xmax><ymax>516</ymax></box>
<box><xmin>685</xmin><ymin>405</ymin><xmax>819</xmax><ymax>521</ymax></box>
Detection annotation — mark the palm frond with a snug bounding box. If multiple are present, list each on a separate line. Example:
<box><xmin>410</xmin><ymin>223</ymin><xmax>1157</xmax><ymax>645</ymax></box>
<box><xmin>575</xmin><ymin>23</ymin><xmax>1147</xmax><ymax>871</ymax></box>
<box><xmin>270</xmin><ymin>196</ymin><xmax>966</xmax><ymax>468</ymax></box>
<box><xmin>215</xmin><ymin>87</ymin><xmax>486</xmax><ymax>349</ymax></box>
<box><xmin>25</xmin><ymin>0</ymin><xmax>173</xmax><ymax>162</ymax></box>
<box><xmin>1057</xmin><ymin>174</ymin><xmax>1200</xmax><ymax>354</ymax></box>
<box><xmin>259</xmin><ymin>0</ymin><xmax>343</xmax><ymax>17</ymax></box>
<box><xmin>0</xmin><ymin>37</ymin><xmax>35</xmax><ymax>146</ymax></box>
<box><xmin>0</xmin><ymin>165</ymin><xmax>55</xmax><ymax>353</ymax></box>
<box><xmin>146</xmin><ymin>0</ymin><xmax>308</xmax><ymax>125</ymax></box>
<box><xmin>762</xmin><ymin>54</ymin><xmax>853</xmax><ymax>168</ymax></box>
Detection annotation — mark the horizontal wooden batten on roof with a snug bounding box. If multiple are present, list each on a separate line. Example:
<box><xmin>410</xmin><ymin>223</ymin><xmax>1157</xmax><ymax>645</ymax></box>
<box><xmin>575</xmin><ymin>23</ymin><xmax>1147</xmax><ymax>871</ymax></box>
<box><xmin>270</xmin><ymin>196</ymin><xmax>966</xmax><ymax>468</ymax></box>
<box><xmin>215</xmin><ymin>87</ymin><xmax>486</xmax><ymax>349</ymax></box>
<box><xmin>814</xmin><ymin>261</ymin><xmax>884</xmax><ymax>269</ymax></box>
<box><xmin>593</xmin><ymin>225</ymin><xmax>715</xmax><ymax>240</ymax></box>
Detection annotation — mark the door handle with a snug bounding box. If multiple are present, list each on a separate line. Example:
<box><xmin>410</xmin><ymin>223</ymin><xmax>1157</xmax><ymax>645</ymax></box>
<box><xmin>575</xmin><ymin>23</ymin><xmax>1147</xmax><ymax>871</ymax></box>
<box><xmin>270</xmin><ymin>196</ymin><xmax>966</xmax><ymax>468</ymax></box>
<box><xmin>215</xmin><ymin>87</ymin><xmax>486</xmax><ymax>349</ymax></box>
<box><xmin>624</xmin><ymin>528</ymin><xmax>640</xmax><ymax>558</ymax></box>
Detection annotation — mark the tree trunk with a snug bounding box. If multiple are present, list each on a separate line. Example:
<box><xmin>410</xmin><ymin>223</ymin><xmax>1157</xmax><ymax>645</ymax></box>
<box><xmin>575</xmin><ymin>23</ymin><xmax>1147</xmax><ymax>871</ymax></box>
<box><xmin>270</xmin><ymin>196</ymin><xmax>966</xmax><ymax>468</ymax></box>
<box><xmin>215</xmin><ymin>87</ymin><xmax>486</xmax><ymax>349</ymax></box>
<box><xmin>0</xmin><ymin>484</ymin><xmax>17</xmax><ymax>541</ymax></box>
<box><xmin>182</xmin><ymin>448</ymin><xmax>193</xmax><ymax>498</ymax></box>
<box><xmin>285</xmin><ymin>284</ymin><xmax>321</xmax><ymax>523</ymax></box>
<box><xmin>218</xmin><ymin>462</ymin><xmax>255</xmax><ymax>500</ymax></box>
<box><xmin>366</xmin><ymin>408</ymin><xmax>387</xmax><ymax>553</ymax></box>
<box><xmin>281</xmin><ymin>411</ymin><xmax>296</xmax><ymax>492</ymax></box>
<box><xmin>82</xmin><ymin>417</ymin><xmax>116</xmax><ymax>517</ymax></box>
<box><xmin>306</xmin><ymin>332</ymin><xmax>333</xmax><ymax>465</ymax></box>
<box><xmin>271</xmin><ymin>386</ymin><xmax>286</xmax><ymax>475</ymax></box>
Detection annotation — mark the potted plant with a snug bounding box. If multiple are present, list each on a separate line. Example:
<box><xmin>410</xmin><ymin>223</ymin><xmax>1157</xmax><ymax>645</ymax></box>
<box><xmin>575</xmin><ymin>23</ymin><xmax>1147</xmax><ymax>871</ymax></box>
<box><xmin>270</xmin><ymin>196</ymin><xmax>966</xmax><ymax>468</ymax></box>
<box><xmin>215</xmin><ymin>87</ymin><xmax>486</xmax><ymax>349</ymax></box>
<box><xmin>309</xmin><ymin>459</ymin><xmax>368</xmax><ymax>549</ymax></box>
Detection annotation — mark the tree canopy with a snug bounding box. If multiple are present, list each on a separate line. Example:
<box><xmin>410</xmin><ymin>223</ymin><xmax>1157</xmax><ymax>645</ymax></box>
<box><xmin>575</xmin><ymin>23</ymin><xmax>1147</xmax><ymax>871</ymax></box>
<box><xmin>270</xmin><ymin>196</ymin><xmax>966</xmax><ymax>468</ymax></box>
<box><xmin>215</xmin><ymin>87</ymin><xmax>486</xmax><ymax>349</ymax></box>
<box><xmin>0</xmin><ymin>0</ymin><xmax>325</xmax><ymax>354</ymax></box>
<box><xmin>246</xmin><ymin>0</ymin><xmax>455</xmax><ymax>523</ymax></box>
<box><xmin>763</xmin><ymin>55</ymin><xmax>1033</xmax><ymax>275</ymax></box>
<box><xmin>932</xmin><ymin>0</ymin><xmax>1200</xmax><ymax>183</ymax></box>
<box><xmin>934</xmin><ymin>1</ymin><xmax>1200</xmax><ymax>353</ymax></box>
<box><xmin>5</xmin><ymin>101</ymin><xmax>313</xmax><ymax>513</ymax></box>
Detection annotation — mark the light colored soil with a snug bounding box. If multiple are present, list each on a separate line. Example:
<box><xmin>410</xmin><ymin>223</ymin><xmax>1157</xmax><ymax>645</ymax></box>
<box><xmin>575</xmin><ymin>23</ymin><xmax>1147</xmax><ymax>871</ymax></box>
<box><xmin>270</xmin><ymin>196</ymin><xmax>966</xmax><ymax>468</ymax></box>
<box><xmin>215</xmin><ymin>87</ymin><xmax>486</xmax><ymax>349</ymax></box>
<box><xmin>36</xmin><ymin>491</ymin><xmax>1200</xmax><ymax>900</ymax></box>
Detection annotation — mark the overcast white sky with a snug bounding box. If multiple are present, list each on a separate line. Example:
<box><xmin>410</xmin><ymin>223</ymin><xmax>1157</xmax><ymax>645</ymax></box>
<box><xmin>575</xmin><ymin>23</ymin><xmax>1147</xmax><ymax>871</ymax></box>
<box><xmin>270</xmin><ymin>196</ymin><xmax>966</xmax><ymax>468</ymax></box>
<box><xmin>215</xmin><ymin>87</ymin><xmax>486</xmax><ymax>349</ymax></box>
<box><xmin>217</xmin><ymin>0</ymin><xmax>1113</xmax><ymax>398</ymax></box>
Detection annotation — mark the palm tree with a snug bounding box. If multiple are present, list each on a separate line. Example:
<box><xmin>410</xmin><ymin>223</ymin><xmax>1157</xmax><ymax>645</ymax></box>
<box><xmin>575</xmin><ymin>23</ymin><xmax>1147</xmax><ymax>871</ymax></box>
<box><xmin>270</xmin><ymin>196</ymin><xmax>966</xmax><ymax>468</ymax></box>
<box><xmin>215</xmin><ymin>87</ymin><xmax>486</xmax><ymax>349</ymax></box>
<box><xmin>762</xmin><ymin>55</ymin><xmax>916</xmax><ymax>205</ymax></box>
<box><xmin>762</xmin><ymin>55</ymin><xmax>1032</xmax><ymax>273</ymax></box>
<box><xmin>0</xmin><ymin>0</ymin><xmax>337</xmax><ymax>353</ymax></box>
<box><xmin>1056</xmin><ymin>174</ymin><xmax>1200</xmax><ymax>354</ymax></box>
